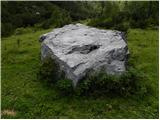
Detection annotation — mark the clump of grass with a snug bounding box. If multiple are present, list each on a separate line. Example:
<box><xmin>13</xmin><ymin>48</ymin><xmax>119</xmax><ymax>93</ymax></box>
<box><xmin>14</xmin><ymin>27</ymin><xmax>33</xmax><ymax>35</ymax></box>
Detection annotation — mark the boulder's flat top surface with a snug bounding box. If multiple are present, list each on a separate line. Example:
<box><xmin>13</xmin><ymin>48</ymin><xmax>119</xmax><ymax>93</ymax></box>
<box><xmin>40</xmin><ymin>23</ymin><xmax>129</xmax><ymax>84</ymax></box>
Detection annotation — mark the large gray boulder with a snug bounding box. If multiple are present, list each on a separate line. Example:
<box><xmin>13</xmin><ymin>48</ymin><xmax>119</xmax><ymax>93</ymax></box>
<box><xmin>39</xmin><ymin>23</ymin><xmax>129</xmax><ymax>86</ymax></box>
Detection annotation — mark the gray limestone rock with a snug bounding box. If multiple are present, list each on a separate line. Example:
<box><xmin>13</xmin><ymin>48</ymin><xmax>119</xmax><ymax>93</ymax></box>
<box><xmin>39</xmin><ymin>23</ymin><xmax>129</xmax><ymax>86</ymax></box>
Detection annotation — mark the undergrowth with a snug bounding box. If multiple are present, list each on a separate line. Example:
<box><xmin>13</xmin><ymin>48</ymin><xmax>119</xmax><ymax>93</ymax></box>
<box><xmin>38</xmin><ymin>57</ymin><xmax>150</xmax><ymax>98</ymax></box>
<box><xmin>75</xmin><ymin>67</ymin><xmax>150</xmax><ymax>97</ymax></box>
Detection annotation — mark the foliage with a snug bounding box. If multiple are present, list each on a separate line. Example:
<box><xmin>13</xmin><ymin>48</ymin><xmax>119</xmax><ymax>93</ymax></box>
<box><xmin>125</xmin><ymin>1</ymin><xmax>159</xmax><ymax>28</ymax></box>
<box><xmin>38</xmin><ymin>58</ymin><xmax>73</xmax><ymax>95</ymax></box>
<box><xmin>55</xmin><ymin>79</ymin><xmax>74</xmax><ymax>95</ymax></box>
<box><xmin>1</xmin><ymin>1</ymin><xmax>71</xmax><ymax>36</ymax></box>
<box><xmin>37</xmin><ymin>51</ymin><xmax>148</xmax><ymax>97</ymax></box>
<box><xmin>88</xmin><ymin>1</ymin><xmax>158</xmax><ymax>32</ymax></box>
<box><xmin>88</xmin><ymin>18</ymin><xmax>113</xmax><ymax>29</ymax></box>
<box><xmin>75</xmin><ymin>67</ymin><xmax>149</xmax><ymax>97</ymax></box>
<box><xmin>40</xmin><ymin>5</ymin><xmax>71</xmax><ymax>29</ymax></box>
<box><xmin>53</xmin><ymin>1</ymin><xmax>100</xmax><ymax>20</ymax></box>
<box><xmin>1</xmin><ymin>23</ymin><xmax>14</xmax><ymax>37</ymax></box>
<box><xmin>38</xmin><ymin>57</ymin><xmax>64</xmax><ymax>83</ymax></box>
<box><xmin>113</xmin><ymin>21</ymin><xmax>130</xmax><ymax>33</ymax></box>
<box><xmin>1</xmin><ymin>1</ymin><xmax>158</xmax><ymax>37</ymax></box>
<box><xmin>88</xmin><ymin>17</ymin><xmax>130</xmax><ymax>32</ymax></box>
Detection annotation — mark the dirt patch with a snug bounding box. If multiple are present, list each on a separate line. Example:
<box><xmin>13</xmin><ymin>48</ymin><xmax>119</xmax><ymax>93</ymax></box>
<box><xmin>1</xmin><ymin>109</ymin><xmax>16</xmax><ymax>116</ymax></box>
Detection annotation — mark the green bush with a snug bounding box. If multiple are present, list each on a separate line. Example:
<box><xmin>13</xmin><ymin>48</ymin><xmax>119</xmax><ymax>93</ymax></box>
<box><xmin>55</xmin><ymin>79</ymin><xmax>73</xmax><ymax>95</ymax></box>
<box><xmin>75</xmin><ymin>68</ymin><xmax>149</xmax><ymax>97</ymax></box>
<box><xmin>38</xmin><ymin>57</ymin><xmax>64</xmax><ymax>83</ymax></box>
<box><xmin>1</xmin><ymin>23</ymin><xmax>14</xmax><ymax>37</ymax></box>
<box><xmin>113</xmin><ymin>21</ymin><xmax>130</xmax><ymax>33</ymax></box>
<box><xmin>38</xmin><ymin>58</ymin><xmax>73</xmax><ymax>95</ymax></box>
<box><xmin>40</xmin><ymin>7</ymin><xmax>71</xmax><ymax>29</ymax></box>
<box><xmin>88</xmin><ymin>18</ymin><xmax>129</xmax><ymax>33</ymax></box>
<box><xmin>88</xmin><ymin>18</ymin><xmax>113</xmax><ymax>29</ymax></box>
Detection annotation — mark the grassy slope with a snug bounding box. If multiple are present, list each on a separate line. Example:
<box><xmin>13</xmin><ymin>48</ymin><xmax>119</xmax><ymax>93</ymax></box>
<box><xmin>1</xmin><ymin>28</ymin><xmax>158</xmax><ymax>118</ymax></box>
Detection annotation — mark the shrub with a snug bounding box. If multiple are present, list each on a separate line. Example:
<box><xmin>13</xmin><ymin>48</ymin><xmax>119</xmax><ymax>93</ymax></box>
<box><xmin>88</xmin><ymin>18</ymin><xmax>129</xmax><ymax>33</ymax></box>
<box><xmin>113</xmin><ymin>21</ymin><xmax>130</xmax><ymax>33</ymax></box>
<box><xmin>38</xmin><ymin>57</ymin><xmax>65</xmax><ymax>83</ymax></box>
<box><xmin>88</xmin><ymin>18</ymin><xmax>113</xmax><ymax>29</ymax></box>
<box><xmin>75</xmin><ymin>68</ymin><xmax>149</xmax><ymax>97</ymax></box>
<box><xmin>55</xmin><ymin>79</ymin><xmax>73</xmax><ymax>95</ymax></box>
<box><xmin>40</xmin><ymin>20</ymin><xmax>51</xmax><ymax>29</ymax></box>
<box><xmin>38</xmin><ymin>57</ymin><xmax>73</xmax><ymax>95</ymax></box>
<box><xmin>40</xmin><ymin>7</ymin><xmax>71</xmax><ymax>29</ymax></box>
<box><xmin>1</xmin><ymin>23</ymin><xmax>14</xmax><ymax>37</ymax></box>
<box><xmin>130</xmin><ymin>19</ymin><xmax>148</xmax><ymax>29</ymax></box>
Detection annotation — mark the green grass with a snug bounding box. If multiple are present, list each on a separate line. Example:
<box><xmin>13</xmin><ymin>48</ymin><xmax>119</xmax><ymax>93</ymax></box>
<box><xmin>1</xmin><ymin>28</ymin><xmax>158</xmax><ymax>118</ymax></box>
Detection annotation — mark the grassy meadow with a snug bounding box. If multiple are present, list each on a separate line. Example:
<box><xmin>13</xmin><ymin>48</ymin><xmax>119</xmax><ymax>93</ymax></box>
<box><xmin>1</xmin><ymin>28</ymin><xmax>158</xmax><ymax>118</ymax></box>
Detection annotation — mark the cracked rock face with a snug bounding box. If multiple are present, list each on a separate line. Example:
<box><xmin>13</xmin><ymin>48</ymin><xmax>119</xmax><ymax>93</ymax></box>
<box><xmin>39</xmin><ymin>23</ymin><xmax>129</xmax><ymax>86</ymax></box>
